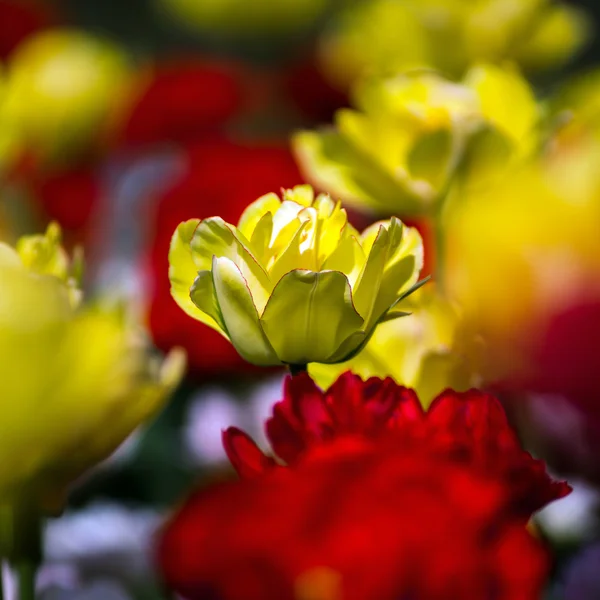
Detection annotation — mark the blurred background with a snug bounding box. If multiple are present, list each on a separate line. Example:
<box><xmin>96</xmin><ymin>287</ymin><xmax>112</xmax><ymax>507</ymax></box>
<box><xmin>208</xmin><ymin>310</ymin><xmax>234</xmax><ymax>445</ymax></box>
<box><xmin>2</xmin><ymin>0</ymin><xmax>600</xmax><ymax>598</ymax></box>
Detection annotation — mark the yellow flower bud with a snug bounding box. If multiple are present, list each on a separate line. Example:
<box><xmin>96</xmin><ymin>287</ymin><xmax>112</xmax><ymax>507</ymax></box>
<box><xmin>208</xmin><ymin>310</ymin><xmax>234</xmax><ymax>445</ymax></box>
<box><xmin>0</xmin><ymin>225</ymin><xmax>185</xmax><ymax>513</ymax></box>
<box><xmin>169</xmin><ymin>185</ymin><xmax>424</xmax><ymax>367</ymax></box>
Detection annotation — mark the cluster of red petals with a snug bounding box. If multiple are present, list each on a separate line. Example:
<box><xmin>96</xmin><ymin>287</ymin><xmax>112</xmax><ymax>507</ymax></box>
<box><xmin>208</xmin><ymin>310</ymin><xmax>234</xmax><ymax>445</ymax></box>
<box><xmin>224</xmin><ymin>372</ymin><xmax>569</xmax><ymax>516</ymax></box>
<box><xmin>158</xmin><ymin>373</ymin><xmax>568</xmax><ymax>600</ymax></box>
<box><xmin>146</xmin><ymin>137</ymin><xmax>303</xmax><ymax>376</ymax></box>
<box><xmin>159</xmin><ymin>436</ymin><xmax>550</xmax><ymax>600</ymax></box>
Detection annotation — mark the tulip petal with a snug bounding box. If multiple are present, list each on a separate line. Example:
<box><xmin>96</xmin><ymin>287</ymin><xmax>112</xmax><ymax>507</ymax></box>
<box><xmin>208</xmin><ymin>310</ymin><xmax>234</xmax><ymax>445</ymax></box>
<box><xmin>169</xmin><ymin>219</ymin><xmax>222</xmax><ymax>331</ymax></box>
<box><xmin>293</xmin><ymin>130</ymin><xmax>427</xmax><ymax>215</ymax></box>
<box><xmin>238</xmin><ymin>192</ymin><xmax>281</xmax><ymax>239</ymax></box>
<box><xmin>212</xmin><ymin>256</ymin><xmax>279</xmax><ymax>366</ymax></box>
<box><xmin>326</xmin><ymin>330</ymin><xmax>368</xmax><ymax>363</ymax></box>
<box><xmin>191</xmin><ymin>217</ymin><xmax>272</xmax><ymax>312</ymax></box>
<box><xmin>367</xmin><ymin>224</ymin><xmax>424</xmax><ymax>328</ymax></box>
<box><xmin>190</xmin><ymin>270</ymin><xmax>226</xmax><ymax>332</ymax></box>
<box><xmin>352</xmin><ymin>221</ymin><xmax>401</xmax><ymax>322</ymax></box>
<box><xmin>268</xmin><ymin>219</ymin><xmax>317</xmax><ymax>285</ymax></box>
<box><xmin>260</xmin><ymin>270</ymin><xmax>363</xmax><ymax>365</ymax></box>
<box><xmin>466</xmin><ymin>64</ymin><xmax>537</xmax><ymax>145</ymax></box>
<box><xmin>322</xmin><ymin>234</ymin><xmax>365</xmax><ymax>289</ymax></box>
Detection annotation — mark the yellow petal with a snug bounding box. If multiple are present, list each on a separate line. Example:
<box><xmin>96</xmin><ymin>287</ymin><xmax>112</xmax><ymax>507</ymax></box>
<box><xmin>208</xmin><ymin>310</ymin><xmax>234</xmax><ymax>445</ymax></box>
<box><xmin>191</xmin><ymin>217</ymin><xmax>272</xmax><ymax>312</ymax></box>
<box><xmin>267</xmin><ymin>219</ymin><xmax>316</xmax><ymax>284</ymax></box>
<box><xmin>169</xmin><ymin>219</ymin><xmax>222</xmax><ymax>330</ymax></box>
<box><xmin>260</xmin><ymin>269</ymin><xmax>363</xmax><ymax>365</ymax></box>
<box><xmin>212</xmin><ymin>256</ymin><xmax>279</xmax><ymax>366</ymax></box>
<box><xmin>189</xmin><ymin>270</ymin><xmax>227</xmax><ymax>335</ymax></box>
<box><xmin>322</xmin><ymin>233</ymin><xmax>365</xmax><ymax>289</ymax></box>
<box><xmin>237</xmin><ymin>192</ymin><xmax>281</xmax><ymax>239</ymax></box>
<box><xmin>282</xmin><ymin>184</ymin><xmax>315</xmax><ymax>207</ymax></box>
<box><xmin>466</xmin><ymin>63</ymin><xmax>538</xmax><ymax>146</ymax></box>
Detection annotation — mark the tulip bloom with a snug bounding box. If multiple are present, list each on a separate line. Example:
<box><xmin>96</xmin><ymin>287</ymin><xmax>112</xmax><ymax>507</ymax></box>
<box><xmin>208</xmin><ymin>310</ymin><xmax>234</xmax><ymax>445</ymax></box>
<box><xmin>169</xmin><ymin>185</ymin><xmax>424</xmax><ymax>367</ymax></box>
<box><xmin>0</xmin><ymin>224</ymin><xmax>184</xmax><ymax>512</ymax></box>
<box><xmin>148</xmin><ymin>139</ymin><xmax>304</xmax><ymax>377</ymax></box>
<box><xmin>294</xmin><ymin>64</ymin><xmax>538</xmax><ymax>217</ymax></box>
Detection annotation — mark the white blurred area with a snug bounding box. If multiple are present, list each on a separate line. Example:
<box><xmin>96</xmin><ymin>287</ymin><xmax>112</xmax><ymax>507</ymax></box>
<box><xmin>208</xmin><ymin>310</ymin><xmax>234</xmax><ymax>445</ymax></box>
<box><xmin>536</xmin><ymin>481</ymin><xmax>600</xmax><ymax>542</ymax></box>
<box><xmin>183</xmin><ymin>373</ymin><xmax>287</xmax><ymax>467</ymax></box>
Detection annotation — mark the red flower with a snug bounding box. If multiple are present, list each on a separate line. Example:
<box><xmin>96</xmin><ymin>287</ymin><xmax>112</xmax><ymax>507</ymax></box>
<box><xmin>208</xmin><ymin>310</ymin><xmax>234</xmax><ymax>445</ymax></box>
<box><xmin>158</xmin><ymin>438</ymin><xmax>550</xmax><ymax>600</ymax></box>
<box><xmin>118</xmin><ymin>59</ymin><xmax>245</xmax><ymax>148</ymax></box>
<box><xmin>146</xmin><ymin>137</ymin><xmax>304</xmax><ymax>377</ymax></box>
<box><xmin>224</xmin><ymin>372</ymin><xmax>569</xmax><ymax>515</ymax></box>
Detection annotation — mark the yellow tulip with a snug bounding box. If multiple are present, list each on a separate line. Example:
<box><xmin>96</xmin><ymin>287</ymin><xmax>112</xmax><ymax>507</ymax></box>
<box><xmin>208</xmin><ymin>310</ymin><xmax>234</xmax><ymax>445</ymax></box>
<box><xmin>169</xmin><ymin>185</ymin><xmax>424</xmax><ymax>367</ymax></box>
<box><xmin>2</xmin><ymin>29</ymin><xmax>132</xmax><ymax>165</ymax></box>
<box><xmin>0</xmin><ymin>224</ymin><xmax>185</xmax><ymax>513</ymax></box>
<box><xmin>318</xmin><ymin>0</ymin><xmax>590</xmax><ymax>88</ymax></box>
<box><xmin>310</xmin><ymin>286</ymin><xmax>475</xmax><ymax>407</ymax></box>
<box><xmin>294</xmin><ymin>64</ymin><xmax>538</xmax><ymax>217</ymax></box>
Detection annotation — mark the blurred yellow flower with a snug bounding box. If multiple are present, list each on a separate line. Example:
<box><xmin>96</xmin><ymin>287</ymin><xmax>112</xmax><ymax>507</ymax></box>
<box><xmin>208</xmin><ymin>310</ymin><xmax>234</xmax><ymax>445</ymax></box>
<box><xmin>445</xmin><ymin>157</ymin><xmax>600</xmax><ymax>385</ymax></box>
<box><xmin>294</xmin><ymin>64</ymin><xmax>538</xmax><ymax>217</ymax></box>
<box><xmin>310</xmin><ymin>286</ymin><xmax>475</xmax><ymax>407</ymax></box>
<box><xmin>169</xmin><ymin>185</ymin><xmax>424</xmax><ymax>367</ymax></box>
<box><xmin>1</xmin><ymin>28</ymin><xmax>132</xmax><ymax>165</ymax></box>
<box><xmin>0</xmin><ymin>224</ymin><xmax>185</xmax><ymax>513</ymax></box>
<box><xmin>319</xmin><ymin>0</ymin><xmax>590</xmax><ymax>89</ymax></box>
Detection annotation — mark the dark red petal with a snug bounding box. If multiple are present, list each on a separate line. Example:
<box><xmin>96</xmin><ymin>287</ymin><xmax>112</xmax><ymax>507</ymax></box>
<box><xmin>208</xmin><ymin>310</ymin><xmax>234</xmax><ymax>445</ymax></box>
<box><xmin>286</xmin><ymin>372</ymin><xmax>332</xmax><ymax>435</ymax></box>
<box><xmin>265</xmin><ymin>404</ymin><xmax>308</xmax><ymax>465</ymax></box>
<box><xmin>222</xmin><ymin>427</ymin><xmax>276</xmax><ymax>479</ymax></box>
<box><xmin>324</xmin><ymin>371</ymin><xmax>368</xmax><ymax>431</ymax></box>
<box><xmin>428</xmin><ymin>388</ymin><xmax>519</xmax><ymax>451</ymax></box>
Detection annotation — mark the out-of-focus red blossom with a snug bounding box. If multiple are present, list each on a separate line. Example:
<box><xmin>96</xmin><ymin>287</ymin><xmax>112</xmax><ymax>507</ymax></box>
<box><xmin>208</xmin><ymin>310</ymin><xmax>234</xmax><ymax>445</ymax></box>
<box><xmin>224</xmin><ymin>372</ymin><xmax>569</xmax><ymax>515</ymax></box>
<box><xmin>0</xmin><ymin>0</ymin><xmax>55</xmax><ymax>59</ymax></box>
<box><xmin>147</xmin><ymin>137</ymin><xmax>304</xmax><ymax>376</ymax></box>
<box><xmin>29</xmin><ymin>165</ymin><xmax>100</xmax><ymax>232</ymax></box>
<box><xmin>282</xmin><ymin>54</ymin><xmax>348</xmax><ymax>123</ymax></box>
<box><xmin>117</xmin><ymin>60</ymin><xmax>245</xmax><ymax>148</ymax></box>
<box><xmin>158</xmin><ymin>438</ymin><xmax>550</xmax><ymax>600</ymax></box>
<box><xmin>526</xmin><ymin>299</ymin><xmax>600</xmax><ymax>417</ymax></box>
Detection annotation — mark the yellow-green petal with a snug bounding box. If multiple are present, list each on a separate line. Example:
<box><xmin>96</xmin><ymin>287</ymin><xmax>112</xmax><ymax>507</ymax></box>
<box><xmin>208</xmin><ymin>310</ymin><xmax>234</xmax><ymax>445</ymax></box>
<box><xmin>238</xmin><ymin>192</ymin><xmax>281</xmax><ymax>239</ymax></box>
<box><xmin>211</xmin><ymin>256</ymin><xmax>279</xmax><ymax>366</ymax></box>
<box><xmin>169</xmin><ymin>219</ymin><xmax>221</xmax><ymax>330</ymax></box>
<box><xmin>260</xmin><ymin>269</ymin><xmax>364</xmax><ymax>365</ymax></box>
<box><xmin>190</xmin><ymin>270</ymin><xmax>227</xmax><ymax>334</ymax></box>
<box><xmin>191</xmin><ymin>217</ymin><xmax>272</xmax><ymax>312</ymax></box>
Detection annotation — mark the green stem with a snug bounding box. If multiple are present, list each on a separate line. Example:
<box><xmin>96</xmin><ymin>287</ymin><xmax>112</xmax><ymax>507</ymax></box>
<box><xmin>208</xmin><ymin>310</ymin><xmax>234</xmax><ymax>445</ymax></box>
<box><xmin>16</xmin><ymin>561</ymin><xmax>36</xmax><ymax>600</ymax></box>
<box><xmin>4</xmin><ymin>499</ymin><xmax>42</xmax><ymax>600</ymax></box>
<box><xmin>288</xmin><ymin>363</ymin><xmax>308</xmax><ymax>377</ymax></box>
